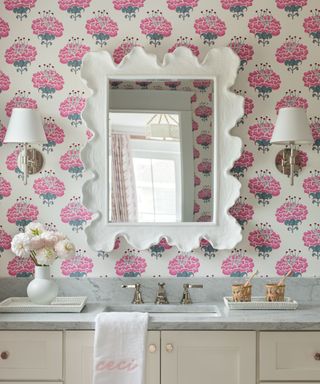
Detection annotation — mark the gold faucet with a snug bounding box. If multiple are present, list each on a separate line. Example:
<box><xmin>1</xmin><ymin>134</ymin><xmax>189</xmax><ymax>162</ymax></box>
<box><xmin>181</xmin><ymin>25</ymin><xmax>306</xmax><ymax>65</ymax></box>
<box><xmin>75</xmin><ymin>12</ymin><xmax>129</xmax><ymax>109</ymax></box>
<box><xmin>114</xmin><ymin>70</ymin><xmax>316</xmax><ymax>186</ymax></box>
<box><xmin>180</xmin><ymin>283</ymin><xmax>203</xmax><ymax>304</ymax></box>
<box><xmin>155</xmin><ymin>282</ymin><xmax>169</xmax><ymax>304</ymax></box>
<box><xmin>121</xmin><ymin>283</ymin><xmax>144</xmax><ymax>304</ymax></box>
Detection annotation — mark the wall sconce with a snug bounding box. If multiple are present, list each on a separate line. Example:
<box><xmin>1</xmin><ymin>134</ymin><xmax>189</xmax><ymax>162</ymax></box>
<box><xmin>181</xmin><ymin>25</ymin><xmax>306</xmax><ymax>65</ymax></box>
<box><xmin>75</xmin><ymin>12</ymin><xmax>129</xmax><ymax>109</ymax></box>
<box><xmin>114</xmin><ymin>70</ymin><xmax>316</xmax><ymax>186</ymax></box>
<box><xmin>271</xmin><ymin>107</ymin><xmax>312</xmax><ymax>185</ymax></box>
<box><xmin>4</xmin><ymin>108</ymin><xmax>47</xmax><ymax>185</ymax></box>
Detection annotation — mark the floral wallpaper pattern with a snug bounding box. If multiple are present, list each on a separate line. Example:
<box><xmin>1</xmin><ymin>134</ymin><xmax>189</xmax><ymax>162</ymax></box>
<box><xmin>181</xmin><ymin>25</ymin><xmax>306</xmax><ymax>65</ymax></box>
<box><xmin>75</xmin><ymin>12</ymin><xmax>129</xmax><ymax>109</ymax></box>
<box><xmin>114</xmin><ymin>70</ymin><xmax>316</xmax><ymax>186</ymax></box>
<box><xmin>0</xmin><ymin>0</ymin><xmax>320</xmax><ymax>278</ymax></box>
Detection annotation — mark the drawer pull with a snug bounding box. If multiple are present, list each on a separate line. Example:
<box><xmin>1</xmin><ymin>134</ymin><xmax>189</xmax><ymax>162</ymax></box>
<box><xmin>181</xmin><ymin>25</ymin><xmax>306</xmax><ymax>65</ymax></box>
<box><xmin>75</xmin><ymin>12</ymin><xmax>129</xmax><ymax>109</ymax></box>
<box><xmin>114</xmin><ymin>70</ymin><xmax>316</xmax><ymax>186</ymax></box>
<box><xmin>1</xmin><ymin>351</ymin><xmax>9</xmax><ymax>360</ymax></box>
<box><xmin>148</xmin><ymin>344</ymin><xmax>157</xmax><ymax>353</ymax></box>
<box><xmin>166</xmin><ymin>343</ymin><xmax>174</xmax><ymax>353</ymax></box>
<box><xmin>314</xmin><ymin>352</ymin><xmax>320</xmax><ymax>360</ymax></box>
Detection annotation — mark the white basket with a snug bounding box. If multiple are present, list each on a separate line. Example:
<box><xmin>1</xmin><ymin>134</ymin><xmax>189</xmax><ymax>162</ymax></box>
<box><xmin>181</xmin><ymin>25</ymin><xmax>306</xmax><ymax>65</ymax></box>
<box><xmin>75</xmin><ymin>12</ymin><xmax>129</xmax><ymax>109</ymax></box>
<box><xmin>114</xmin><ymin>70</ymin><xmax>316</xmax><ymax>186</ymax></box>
<box><xmin>0</xmin><ymin>296</ymin><xmax>87</xmax><ymax>313</ymax></box>
<box><xmin>224</xmin><ymin>296</ymin><xmax>298</xmax><ymax>310</ymax></box>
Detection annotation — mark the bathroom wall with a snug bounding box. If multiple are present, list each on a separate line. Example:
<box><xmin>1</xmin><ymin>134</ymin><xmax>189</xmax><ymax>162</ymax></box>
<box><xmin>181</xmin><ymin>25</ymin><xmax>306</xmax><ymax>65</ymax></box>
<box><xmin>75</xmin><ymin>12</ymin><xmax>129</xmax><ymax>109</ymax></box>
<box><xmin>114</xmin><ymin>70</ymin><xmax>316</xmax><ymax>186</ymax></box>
<box><xmin>0</xmin><ymin>0</ymin><xmax>319</xmax><ymax>278</ymax></box>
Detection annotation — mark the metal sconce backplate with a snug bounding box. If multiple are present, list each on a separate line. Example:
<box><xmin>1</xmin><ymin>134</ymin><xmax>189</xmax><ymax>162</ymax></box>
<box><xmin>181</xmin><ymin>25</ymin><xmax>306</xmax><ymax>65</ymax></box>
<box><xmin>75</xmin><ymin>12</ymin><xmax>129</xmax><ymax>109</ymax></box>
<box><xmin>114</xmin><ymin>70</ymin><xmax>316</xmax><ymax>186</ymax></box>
<box><xmin>275</xmin><ymin>148</ymin><xmax>302</xmax><ymax>178</ymax></box>
<box><xmin>17</xmin><ymin>148</ymin><xmax>44</xmax><ymax>175</ymax></box>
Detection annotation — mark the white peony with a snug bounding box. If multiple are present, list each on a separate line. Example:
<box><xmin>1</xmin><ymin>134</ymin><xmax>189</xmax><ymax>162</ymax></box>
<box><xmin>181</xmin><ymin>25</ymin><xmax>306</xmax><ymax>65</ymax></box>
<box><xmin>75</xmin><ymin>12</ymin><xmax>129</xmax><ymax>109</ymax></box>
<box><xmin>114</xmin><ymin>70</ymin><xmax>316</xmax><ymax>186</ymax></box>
<box><xmin>11</xmin><ymin>233</ymin><xmax>31</xmax><ymax>258</ymax></box>
<box><xmin>40</xmin><ymin>231</ymin><xmax>61</xmax><ymax>247</ymax></box>
<box><xmin>35</xmin><ymin>247</ymin><xmax>57</xmax><ymax>266</ymax></box>
<box><xmin>54</xmin><ymin>239</ymin><xmax>75</xmax><ymax>259</ymax></box>
<box><xmin>29</xmin><ymin>236</ymin><xmax>45</xmax><ymax>250</ymax></box>
<box><xmin>25</xmin><ymin>222</ymin><xmax>45</xmax><ymax>237</ymax></box>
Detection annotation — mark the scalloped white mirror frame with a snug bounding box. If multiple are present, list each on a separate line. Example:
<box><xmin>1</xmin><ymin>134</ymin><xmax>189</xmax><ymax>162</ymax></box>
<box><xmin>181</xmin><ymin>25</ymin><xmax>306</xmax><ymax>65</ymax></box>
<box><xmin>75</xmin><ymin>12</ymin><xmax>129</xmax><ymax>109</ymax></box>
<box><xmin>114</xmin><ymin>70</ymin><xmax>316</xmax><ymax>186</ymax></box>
<box><xmin>80</xmin><ymin>46</ymin><xmax>243</xmax><ymax>252</ymax></box>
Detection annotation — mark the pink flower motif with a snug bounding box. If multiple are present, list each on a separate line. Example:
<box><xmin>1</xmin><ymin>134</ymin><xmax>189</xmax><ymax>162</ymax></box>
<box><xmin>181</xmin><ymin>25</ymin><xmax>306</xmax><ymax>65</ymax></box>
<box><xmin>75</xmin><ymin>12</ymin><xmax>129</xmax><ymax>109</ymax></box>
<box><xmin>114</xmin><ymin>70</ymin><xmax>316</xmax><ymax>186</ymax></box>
<box><xmin>6</xmin><ymin>147</ymin><xmax>21</xmax><ymax>176</ymax></box>
<box><xmin>86</xmin><ymin>11</ymin><xmax>118</xmax><ymax>47</ymax></box>
<box><xmin>0</xmin><ymin>226</ymin><xmax>12</xmax><ymax>253</ymax></box>
<box><xmin>7</xmin><ymin>256</ymin><xmax>34</xmax><ymax>277</ymax></box>
<box><xmin>194</xmin><ymin>175</ymin><xmax>201</xmax><ymax>186</ymax></box>
<box><xmin>195</xmin><ymin>103</ymin><xmax>212</xmax><ymax>121</ymax></box>
<box><xmin>32</xmin><ymin>11</ymin><xmax>64</xmax><ymax>47</ymax></box>
<box><xmin>221</xmin><ymin>249</ymin><xmax>254</xmax><ymax>277</ymax></box>
<box><xmin>275</xmin><ymin>90</ymin><xmax>308</xmax><ymax>114</ymax></box>
<box><xmin>248</xmin><ymin>63</ymin><xmax>281</xmax><ymax>99</ymax></box>
<box><xmin>0</xmin><ymin>176</ymin><xmax>12</xmax><ymax>200</ymax></box>
<box><xmin>248</xmin><ymin>9</ymin><xmax>281</xmax><ymax>46</ymax></box>
<box><xmin>59</xmin><ymin>37</ymin><xmax>90</xmax><ymax>73</ymax></box>
<box><xmin>86</xmin><ymin>129</ymin><xmax>93</xmax><ymax>141</ymax></box>
<box><xmin>168</xmin><ymin>36</ymin><xmax>200</xmax><ymax>56</ymax></box>
<box><xmin>248</xmin><ymin>223</ymin><xmax>281</xmax><ymax>258</ymax></box>
<box><xmin>61</xmin><ymin>251</ymin><xmax>93</xmax><ymax>277</ymax></box>
<box><xmin>198</xmin><ymin>187</ymin><xmax>211</xmax><ymax>203</ymax></box>
<box><xmin>275</xmin><ymin>249</ymin><xmax>308</xmax><ymax>276</ymax></box>
<box><xmin>231</xmin><ymin>149</ymin><xmax>254</xmax><ymax>178</ymax></box>
<box><xmin>303</xmin><ymin>64</ymin><xmax>320</xmax><ymax>99</ymax></box>
<box><xmin>5</xmin><ymin>37</ymin><xmax>37</xmax><ymax>74</ymax></box>
<box><xmin>168</xmin><ymin>253</ymin><xmax>200</xmax><ymax>277</ymax></box>
<box><xmin>43</xmin><ymin>117</ymin><xmax>65</xmax><ymax>153</ymax></box>
<box><xmin>60</xmin><ymin>197</ymin><xmax>92</xmax><ymax>232</ymax></box>
<box><xmin>235</xmin><ymin>90</ymin><xmax>254</xmax><ymax>125</ymax></box>
<box><xmin>276</xmin><ymin>36</ymin><xmax>308</xmax><ymax>73</ymax></box>
<box><xmin>248</xmin><ymin>170</ymin><xmax>281</xmax><ymax>206</ymax></box>
<box><xmin>303</xmin><ymin>170</ymin><xmax>320</xmax><ymax>205</ymax></box>
<box><xmin>0</xmin><ymin>17</ymin><xmax>10</xmax><ymax>38</ymax></box>
<box><xmin>194</xmin><ymin>10</ymin><xmax>226</xmax><ymax>46</ymax></box>
<box><xmin>303</xmin><ymin>224</ymin><xmax>320</xmax><ymax>258</ymax></box>
<box><xmin>59</xmin><ymin>143</ymin><xmax>84</xmax><ymax>179</ymax></box>
<box><xmin>113</xmin><ymin>237</ymin><xmax>121</xmax><ymax>250</ymax></box>
<box><xmin>311</xmin><ymin>116</ymin><xmax>320</xmax><ymax>153</ymax></box>
<box><xmin>0</xmin><ymin>122</ymin><xmax>7</xmax><ymax>146</ymax></box>
<box><xmin>193</xmin><ymin>80</ymin><xmax>211</xmax><ymax>92</ymax></box>
<box><xmin>33</xmin><ymin>171</ymin><xmax>65</xmax><ymax>206</ymax></box>
<box><xmin>167</xmin><ymin>0</ymin><xmax>198</xmax><ymax>20</ymax></box>
<box><xmin>58</xmin><ymin>0</ymin><xmax>91</xmax><ymax>20</ymax></box>
<box><xmin>276</xmin><ymin>0</ymin><xmax>307</xmax><ymax>18</ymax></box>
<box><xmin>229</xmin><ymin>197</ymin><xmax>254</xmax><ymax>228</ymax></box>
<box><xmin>248</xmin><ymin>116</ymin><xmax>274</xmax><ymax>153</ymax></box>
<box><xmin>113</xmin><ymin>37</ymin><xmax>141</xmax><ymax>64</ymax></box>
<box><xmin>115</xmin><ymin>250</ymin><xmax>147</xmax><ymax>277</ymax></box>
<box><xmin>221</xmin><ymin>0</ymin><xmax>253</xmax><ymax>19</ymax></box>
<box><xmin>140</xmin><ymin>10</ymin><xmax>172</xmax><ymax>47</ymax></box>
<box><xmin>4</xmin><ymin>0</ymin><xmax>36</xmax><ymax>20</ymax></box>
<box><xmin>7</xmin><ymin>197</ymin><xmax>39</xmax><ymax>231</ymax></box>
<box><xmin>196</xmin><ymin>132</ymin><xmax>212</xmax><ymax>149</ymax></box>
<box><xmin>229</xmin><ymin>37</ymin><xmax>254</xmax><ymax>71</ymax></box>
<box><xmin>150</xmin><ymin>238</ymin><xmax>172</xmax><ymax>258</ymax></box>
<box><xmin>197</xmin><ymin>160</ymin><xmax>211</xmax><ymax>176</ymax></box>
<box><xmin>0</xmin><ymin>71</ymin><xmax>10</xmax><ymax>93</ymax></box>
<box><xmin>5</xmin><ymin>91</ymin><xmax>37</xmax><ymax>117</ymax></box>
<box><xmin>113</xmin><ymin>0</ymin><xmax>145</xmax><ymax>20</ymax></box>
<box><xmin>59</xmin><ymin>91</ymin><xmax>85</xmax><ymax>127</ymax></box>
<box><xmin>32</xmin><ymin>64</ymin><xmax>64</xmax><ymax>99</ymax></box>
<box><xmin>194</xmin><ymin>203</ymin><xmax>200</xmax><ymax>214</ymax></box>
<box><xmin>304</xmin><ymin>10</ymin><xmax>320</xmax><ymax>46</ymax></box>
<box><xmin>192</xmin><ymin>120</ymin><xmax>199</xmax><ymax>131</ymax></box>
<box><xmin>276</xmin><ymin>196</ymin><xmax>308</xmax><ymax>232</ymax></box>
<box><xmin>193</xmin><ymin>147</ymin><xmax>200</xmax><ymax>159</ymax></box>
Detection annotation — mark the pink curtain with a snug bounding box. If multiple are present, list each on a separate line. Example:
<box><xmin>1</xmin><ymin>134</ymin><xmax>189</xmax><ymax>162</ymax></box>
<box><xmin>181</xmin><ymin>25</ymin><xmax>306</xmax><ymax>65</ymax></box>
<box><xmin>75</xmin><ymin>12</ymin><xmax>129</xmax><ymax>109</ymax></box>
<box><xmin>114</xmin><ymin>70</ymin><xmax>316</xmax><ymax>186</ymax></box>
<box><xmin>111</xmin><ymin>134</ymin><xmax>137</xmax><ymax>222</ymax></box>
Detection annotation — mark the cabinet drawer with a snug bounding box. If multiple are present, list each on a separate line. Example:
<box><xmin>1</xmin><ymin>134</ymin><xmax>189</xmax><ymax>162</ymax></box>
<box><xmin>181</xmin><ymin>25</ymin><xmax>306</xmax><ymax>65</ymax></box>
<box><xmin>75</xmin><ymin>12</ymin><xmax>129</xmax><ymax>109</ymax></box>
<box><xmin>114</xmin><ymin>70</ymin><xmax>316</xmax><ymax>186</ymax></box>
<box><xmin>0</xmin><ymin>331</ymin><xmax>63</xmax><ymax>381</ymax></box>
<box><xmin>260</xmin><ymin>332</ymin><xmax>320</xmax><ymax>381</ymax></box>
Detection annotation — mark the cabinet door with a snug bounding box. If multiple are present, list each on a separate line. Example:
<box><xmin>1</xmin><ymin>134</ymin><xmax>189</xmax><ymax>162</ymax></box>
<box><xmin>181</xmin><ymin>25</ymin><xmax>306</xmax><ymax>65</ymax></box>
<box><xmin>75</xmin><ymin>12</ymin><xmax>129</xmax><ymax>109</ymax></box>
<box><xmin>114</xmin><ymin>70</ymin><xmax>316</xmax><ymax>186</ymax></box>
<box><xmin>161</xmin><ymin>331</ymin><xmax>256</xmax><ymax>384</ymax></box>
<box><xmin>65</xmin><ymin>330</ymin><xmax>160</xmax><ymax>384</ymax></box>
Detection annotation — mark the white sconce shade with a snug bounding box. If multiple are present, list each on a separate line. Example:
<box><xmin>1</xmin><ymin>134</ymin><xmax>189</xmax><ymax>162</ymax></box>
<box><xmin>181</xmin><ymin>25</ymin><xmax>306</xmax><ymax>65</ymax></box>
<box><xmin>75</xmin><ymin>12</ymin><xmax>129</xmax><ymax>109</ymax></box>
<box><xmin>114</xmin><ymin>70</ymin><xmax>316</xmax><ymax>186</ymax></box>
<box><xmin>4</xmin><ymin>108</ymin><xmax>47</xmax><ymax>144</ymax></box>
<box><xmin>271</xmin><ymin>107</ymin><xmax>312</xmax><ymax>145</ymax></box>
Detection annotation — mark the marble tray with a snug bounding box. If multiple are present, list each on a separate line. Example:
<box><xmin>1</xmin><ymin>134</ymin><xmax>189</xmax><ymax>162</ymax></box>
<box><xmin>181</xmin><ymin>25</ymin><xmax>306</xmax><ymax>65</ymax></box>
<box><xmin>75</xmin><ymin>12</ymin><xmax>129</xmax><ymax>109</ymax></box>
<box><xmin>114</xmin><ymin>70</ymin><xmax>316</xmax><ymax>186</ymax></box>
<box><xmin>0</xmin><ymin>296</ymin><xmax>87</xmax><ymax>313</ymax></box>
<box><xmin>224</xmin><ymin>296</ymin><xmax>298</xmax><ymax>310</ymax></box>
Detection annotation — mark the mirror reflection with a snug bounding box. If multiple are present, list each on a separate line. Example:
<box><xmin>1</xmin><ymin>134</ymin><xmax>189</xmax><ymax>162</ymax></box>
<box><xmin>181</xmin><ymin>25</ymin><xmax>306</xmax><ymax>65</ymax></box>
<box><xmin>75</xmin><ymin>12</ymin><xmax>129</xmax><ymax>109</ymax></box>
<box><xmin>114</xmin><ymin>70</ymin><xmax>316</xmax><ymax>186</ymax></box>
<box><xmin>108</xmin><ymin>79</ymin><xmax>214</xmax><ymax>223</ymax></box>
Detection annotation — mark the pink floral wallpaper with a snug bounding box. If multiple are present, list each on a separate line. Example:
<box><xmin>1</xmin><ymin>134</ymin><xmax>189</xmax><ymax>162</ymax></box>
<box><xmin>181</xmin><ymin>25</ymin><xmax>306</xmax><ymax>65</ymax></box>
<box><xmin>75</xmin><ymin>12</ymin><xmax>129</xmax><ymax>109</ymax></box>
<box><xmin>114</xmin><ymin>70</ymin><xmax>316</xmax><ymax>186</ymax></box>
<box><xmin>0</xmin><ymin>0</ymin><xmax>320</xmax><ymax>278</ymax></box>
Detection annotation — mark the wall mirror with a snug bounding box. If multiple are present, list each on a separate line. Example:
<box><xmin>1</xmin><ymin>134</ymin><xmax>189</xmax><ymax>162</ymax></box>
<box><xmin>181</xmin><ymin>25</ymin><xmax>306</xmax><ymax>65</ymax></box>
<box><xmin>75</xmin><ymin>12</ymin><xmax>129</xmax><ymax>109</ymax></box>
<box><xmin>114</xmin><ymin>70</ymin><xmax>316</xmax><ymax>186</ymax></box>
<box><xmin>81</xmin><ymin>47</ymin><xmax>243</xmax><ymax>251</ymax></box>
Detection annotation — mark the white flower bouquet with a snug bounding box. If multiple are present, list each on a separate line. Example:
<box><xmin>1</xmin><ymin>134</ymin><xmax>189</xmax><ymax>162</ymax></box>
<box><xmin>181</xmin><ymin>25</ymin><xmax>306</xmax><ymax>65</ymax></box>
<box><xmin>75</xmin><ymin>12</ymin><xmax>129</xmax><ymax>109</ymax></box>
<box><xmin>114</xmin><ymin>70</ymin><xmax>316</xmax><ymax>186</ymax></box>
<box><xmin>11</xmin><ymin>222</ymin><xmax>76</xmax><ymax>266</ymax></box>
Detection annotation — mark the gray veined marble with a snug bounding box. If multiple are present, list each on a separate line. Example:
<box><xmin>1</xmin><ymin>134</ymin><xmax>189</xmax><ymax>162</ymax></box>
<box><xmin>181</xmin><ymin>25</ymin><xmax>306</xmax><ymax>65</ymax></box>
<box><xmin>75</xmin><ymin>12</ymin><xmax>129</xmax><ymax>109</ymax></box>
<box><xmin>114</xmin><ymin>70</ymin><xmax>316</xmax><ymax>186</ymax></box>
<box><xmin>0</xmin><ymin>277</ymin><xmax>320</xmax><ymax>331</ymax></box>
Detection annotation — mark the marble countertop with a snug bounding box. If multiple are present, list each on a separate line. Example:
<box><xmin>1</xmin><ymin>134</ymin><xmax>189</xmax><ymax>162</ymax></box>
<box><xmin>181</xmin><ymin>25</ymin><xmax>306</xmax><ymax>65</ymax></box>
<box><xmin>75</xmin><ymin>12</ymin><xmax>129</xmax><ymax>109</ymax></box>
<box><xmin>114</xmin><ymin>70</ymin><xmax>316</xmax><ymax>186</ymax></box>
<box><xmin>1</xmin><ymin>302</ymin><xmax>320</xmax><ymax>331</ymax></box>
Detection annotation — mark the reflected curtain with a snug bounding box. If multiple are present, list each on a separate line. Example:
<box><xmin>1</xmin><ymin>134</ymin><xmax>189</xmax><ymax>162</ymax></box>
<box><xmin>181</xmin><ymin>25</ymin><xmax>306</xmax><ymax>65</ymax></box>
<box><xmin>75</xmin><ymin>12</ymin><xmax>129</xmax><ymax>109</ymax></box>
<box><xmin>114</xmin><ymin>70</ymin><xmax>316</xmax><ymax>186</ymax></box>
<box><xmin>111</xmin><ymin>133</ymin><xmax>137</xmax><ymax>222</ymax></box>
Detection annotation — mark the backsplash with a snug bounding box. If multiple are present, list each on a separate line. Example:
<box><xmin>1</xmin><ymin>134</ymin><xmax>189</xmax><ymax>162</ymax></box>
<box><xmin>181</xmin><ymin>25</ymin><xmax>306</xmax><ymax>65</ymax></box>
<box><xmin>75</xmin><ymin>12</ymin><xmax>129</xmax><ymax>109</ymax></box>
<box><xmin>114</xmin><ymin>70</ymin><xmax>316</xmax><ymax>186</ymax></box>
<box><xmin>0</xmin><ymin>0</ymin><xmax>320</xmax><ymax>278</ymax></box>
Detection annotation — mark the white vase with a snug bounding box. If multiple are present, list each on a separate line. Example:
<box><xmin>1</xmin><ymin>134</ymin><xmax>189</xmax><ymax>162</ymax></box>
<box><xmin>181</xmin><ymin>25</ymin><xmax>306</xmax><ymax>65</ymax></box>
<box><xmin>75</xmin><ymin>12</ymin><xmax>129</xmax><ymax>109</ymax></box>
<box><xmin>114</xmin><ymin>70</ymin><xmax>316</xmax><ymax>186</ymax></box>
<box><xmin>27</xmin><ymin>266</ymin><xmax>59</xmax><ymax>305</ymax></box>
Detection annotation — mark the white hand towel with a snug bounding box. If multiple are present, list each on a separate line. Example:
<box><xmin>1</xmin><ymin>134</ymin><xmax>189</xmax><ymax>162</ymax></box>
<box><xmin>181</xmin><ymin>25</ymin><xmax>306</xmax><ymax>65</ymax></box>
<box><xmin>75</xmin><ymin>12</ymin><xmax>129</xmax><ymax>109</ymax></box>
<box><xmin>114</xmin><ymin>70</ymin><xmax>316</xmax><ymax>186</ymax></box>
<box><xmin>93</xmin><ymin>312</ymin><xmax>148</xmax><ymax>384</ymax></box>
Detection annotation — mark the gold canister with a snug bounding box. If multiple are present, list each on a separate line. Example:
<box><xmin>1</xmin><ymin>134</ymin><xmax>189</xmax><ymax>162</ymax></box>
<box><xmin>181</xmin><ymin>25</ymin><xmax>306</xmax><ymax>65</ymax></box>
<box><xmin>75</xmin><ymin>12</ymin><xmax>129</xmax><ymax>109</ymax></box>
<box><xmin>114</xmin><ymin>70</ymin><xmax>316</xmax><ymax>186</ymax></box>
<box><xmin>232</xmin><ymin>284</ymin><xmax>252</xmax><ymax>302</ymax></box>
<box><xmin>265</xmin><ymin>284</ymin><xmax>285</xmax><ymax>302</ymax></box>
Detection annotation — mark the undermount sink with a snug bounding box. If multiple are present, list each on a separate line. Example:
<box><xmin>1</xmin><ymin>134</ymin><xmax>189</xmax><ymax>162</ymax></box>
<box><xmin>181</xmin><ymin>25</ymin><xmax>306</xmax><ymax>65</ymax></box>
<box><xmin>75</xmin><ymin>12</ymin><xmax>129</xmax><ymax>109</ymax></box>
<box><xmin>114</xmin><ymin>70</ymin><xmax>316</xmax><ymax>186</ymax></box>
<box><xmin>104</xmin><ymin>303</ymin><xmax>221</xmax><ymax>318</ymax></box>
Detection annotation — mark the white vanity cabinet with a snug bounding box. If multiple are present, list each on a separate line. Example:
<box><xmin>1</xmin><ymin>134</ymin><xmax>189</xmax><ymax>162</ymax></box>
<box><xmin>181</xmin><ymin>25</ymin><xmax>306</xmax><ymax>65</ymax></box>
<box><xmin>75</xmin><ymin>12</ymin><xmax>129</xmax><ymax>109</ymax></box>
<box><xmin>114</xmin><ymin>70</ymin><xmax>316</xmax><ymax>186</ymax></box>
<box><xmin>65</xmin><ymin>330</ymin><xmax>256</xmax><ymax>384</ymax></box>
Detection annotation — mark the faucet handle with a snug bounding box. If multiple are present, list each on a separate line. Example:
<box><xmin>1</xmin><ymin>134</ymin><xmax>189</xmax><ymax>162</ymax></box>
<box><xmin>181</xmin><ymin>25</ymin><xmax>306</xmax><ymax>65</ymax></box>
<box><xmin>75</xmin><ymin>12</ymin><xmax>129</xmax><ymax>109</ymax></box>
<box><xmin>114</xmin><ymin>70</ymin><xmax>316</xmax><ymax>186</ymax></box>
<box><xmin>122</xmin><ymin>283</ymin><xmax>144</xmax><ymax>304</ymax></box>
<box><xmin>181</xmin><ymin>283</ymin><xmax>203</xmax><ymax>304</ymax></box>
<box><xmin>155</xmin><ymin>282</ymin><xmax>169</xmax><ymax>305</ymax></box>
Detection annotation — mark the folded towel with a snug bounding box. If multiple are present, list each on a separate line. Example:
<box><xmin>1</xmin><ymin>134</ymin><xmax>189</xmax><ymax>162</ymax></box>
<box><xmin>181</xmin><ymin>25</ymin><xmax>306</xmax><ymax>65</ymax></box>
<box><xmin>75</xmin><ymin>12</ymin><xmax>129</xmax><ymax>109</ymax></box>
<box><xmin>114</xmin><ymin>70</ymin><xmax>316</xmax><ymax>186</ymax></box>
<box><xmin>93</xmin><ymin>312</ymin><xmax>148</xmax><ymax>384</ymax></box>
